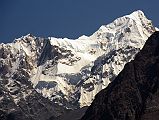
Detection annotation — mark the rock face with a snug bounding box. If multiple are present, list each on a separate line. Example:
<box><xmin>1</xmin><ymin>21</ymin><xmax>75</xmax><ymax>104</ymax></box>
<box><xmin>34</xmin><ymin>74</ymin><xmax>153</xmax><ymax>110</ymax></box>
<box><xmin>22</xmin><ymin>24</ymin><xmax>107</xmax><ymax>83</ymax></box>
<box><xmin>0</xmin><ymin>10</ymin><xmax>157</xmax><ymax>110</ymax></box>
<box><xmin>0</xmin><ymin>78</ymin><xmax>66</xmax><ymax>120</ymax></box>
<box><xmin>81</xmin><ymin>31</ymin><xmax>159</xmax><ymax>120</ymax></box>
<box><xmin>0</xmin><ymin>39</ymin><xmax>66</xmax><ymax>120</ymax></box>
<box><xmin>58</xmin><ymin>107</ymin><xmax>88</xmax><ymax>120</ymax></box>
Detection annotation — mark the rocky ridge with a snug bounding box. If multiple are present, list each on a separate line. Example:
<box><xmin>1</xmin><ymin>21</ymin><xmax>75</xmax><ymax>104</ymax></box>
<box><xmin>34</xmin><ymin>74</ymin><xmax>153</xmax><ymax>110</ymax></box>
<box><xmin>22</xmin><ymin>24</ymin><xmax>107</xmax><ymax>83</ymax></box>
<box><xmin>0</xmin><ymin>10</ymin><xmax>157</xmax><ymax>110</ymax></box>
<box><xmin>81</xmin><ymin>31</ymin><xmax>159</xmax><ymax>120</ymax></box>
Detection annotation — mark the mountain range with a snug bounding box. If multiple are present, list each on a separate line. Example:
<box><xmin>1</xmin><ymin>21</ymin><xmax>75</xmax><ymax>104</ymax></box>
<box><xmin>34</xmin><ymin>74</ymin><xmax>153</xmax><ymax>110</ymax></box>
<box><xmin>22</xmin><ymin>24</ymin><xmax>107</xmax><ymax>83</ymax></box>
<box><xmin>81</xmin><ymin>31</ymin><xmax>159</xmax><ymax>120</ymax></box>
<box><xmin>0</xmin><ymin>10</ymin><xmax>158</xmax><ymax>120</ymax></box>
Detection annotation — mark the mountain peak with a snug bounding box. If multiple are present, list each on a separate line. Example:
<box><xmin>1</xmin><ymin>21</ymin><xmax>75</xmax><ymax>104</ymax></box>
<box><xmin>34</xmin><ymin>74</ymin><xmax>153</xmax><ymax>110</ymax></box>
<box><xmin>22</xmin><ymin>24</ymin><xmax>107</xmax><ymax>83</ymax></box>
<box><xmin>81</xmin><ymin>31</ymin><xmax>159</xmax><ymax>120</ymax></box>
<box><xmin>91</xmin><ymin>10</ymin><xmax>155</xmax><ymax>50</ymax></box>
<box><xmin>0</xmin><ymin>11</ymin><xmax>156</xmax><ymax>111</ymax></box>
<box><xmin>125</xmin><ymin>10</ymin><xmax>150</xmax><ymax>25</ymax></box>
<box><xmin>128</xmin><ymin>10</ymin><xmax>145</xmax><ymax>17</ymax></box>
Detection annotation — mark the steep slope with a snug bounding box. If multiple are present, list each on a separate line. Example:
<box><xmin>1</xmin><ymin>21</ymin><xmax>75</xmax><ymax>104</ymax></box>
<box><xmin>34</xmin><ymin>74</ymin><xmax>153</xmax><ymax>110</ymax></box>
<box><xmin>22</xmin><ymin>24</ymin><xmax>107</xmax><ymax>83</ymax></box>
<box><xmin>0</xmin><ymin>10</ymin><xmax>157</xmax><ymax>110</ymax></box>
<box><xmin>0</xmin><ymin>40</ymin><xmax>66</xmax><ymax>120</ymax></box>
<box><xmin>33</xmin><ymin>10</ymin><xmax>156</xmax><ymax>108</ymax></box>
<box><xmin>0</xmin><ymin>77</ymin><xmax>65</xmax><ymax>120</ymax></box>
<box><xmin>81</xmin><ymin>31</ymin><xmax>159</xmax><ymax>120</ymax></box>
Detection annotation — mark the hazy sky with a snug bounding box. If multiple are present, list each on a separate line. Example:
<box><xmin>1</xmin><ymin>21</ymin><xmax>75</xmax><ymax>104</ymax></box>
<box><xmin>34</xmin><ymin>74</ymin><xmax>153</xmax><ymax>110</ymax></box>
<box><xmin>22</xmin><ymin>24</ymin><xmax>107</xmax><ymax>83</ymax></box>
<box><xmin>0</xmin><ymin>0</ymin><xmax>158</xmax><ymax>43</ymax></box>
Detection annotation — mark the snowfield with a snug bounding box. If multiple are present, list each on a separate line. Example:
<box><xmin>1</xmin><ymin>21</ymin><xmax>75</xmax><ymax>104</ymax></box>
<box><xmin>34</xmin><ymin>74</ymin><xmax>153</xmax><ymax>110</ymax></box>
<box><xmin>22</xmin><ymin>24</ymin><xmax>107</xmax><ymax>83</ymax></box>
<box><xmin>0</xmin><ymin>10</ymin><xmax>157</xmax><ymax>109</ymax></box>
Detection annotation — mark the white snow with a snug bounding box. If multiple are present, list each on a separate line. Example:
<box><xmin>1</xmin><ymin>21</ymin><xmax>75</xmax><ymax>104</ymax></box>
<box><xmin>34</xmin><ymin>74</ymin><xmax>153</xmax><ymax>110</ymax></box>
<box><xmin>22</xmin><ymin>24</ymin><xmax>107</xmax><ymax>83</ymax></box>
<box><xmin>33</xmin><ymin>10</ymin><xmax>156</xmax><ymax>108</ymax></box>
<box><xmin>1</xmin><ymin>10</ymin><xmax>156</xmax><ymax>109</ymax></box>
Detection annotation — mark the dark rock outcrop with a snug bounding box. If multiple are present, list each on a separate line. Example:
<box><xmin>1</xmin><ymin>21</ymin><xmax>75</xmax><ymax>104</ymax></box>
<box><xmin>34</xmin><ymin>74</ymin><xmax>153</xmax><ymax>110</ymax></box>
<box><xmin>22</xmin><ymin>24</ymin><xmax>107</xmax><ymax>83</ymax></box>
<box><xmin>58</xmin><ymin>107</ymin><xmax>88</xmax><ymax>120</ymax></box>
<box><xmin>81</xmin><ymin>31</ymin><xmax>159</xmax><ymax>120</ymax></box>
<box><xmin>0</xmin><ymin>75</ymin><xmax>66</xmax><ymax>120</ymax></box>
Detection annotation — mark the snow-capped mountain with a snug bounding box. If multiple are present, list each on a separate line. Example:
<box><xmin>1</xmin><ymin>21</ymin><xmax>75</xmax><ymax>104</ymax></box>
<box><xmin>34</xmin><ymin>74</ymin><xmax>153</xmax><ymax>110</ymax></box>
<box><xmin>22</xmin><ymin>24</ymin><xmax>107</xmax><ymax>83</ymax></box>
<box><xmin>0</xmin><ymin>10</ymin><xmax>157</xmax><ymax>110</ymax></box>
<box><xmin>0</xmin><ymin>43</ymin><xmax>66</xmax><ymax>120</ymax></box>
<box><xmin>81</xmin><ymin>31</ymin><xmax>159</xmax><ymax>120</ymax></box>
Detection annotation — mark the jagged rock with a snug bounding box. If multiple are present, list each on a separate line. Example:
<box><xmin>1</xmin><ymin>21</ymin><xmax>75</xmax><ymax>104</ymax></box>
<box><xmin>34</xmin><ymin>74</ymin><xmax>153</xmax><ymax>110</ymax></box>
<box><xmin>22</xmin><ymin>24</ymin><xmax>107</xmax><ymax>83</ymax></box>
<box><xmin>81</xmin><ymin>31</ymin><xmax>159</xmax><ymax>120</ymax></box>
<box><xmin>0</xmin><ymin>10</ymin><xmax>157</xmax><ymax>110</ymax></box>
<box><xmin>0</xmin><ymin>39</ymin><xmax>65</xmax><ymax>120</ymax></box>
<box><xmin>0</xmin><ymin>77</ymin><xmax>66</xmax><ymax>120</ymax></box>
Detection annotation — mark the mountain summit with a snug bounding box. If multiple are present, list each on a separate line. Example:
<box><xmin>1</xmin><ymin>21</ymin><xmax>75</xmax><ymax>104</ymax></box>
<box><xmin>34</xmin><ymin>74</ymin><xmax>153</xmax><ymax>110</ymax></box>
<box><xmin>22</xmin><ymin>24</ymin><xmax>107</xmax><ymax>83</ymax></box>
<box><xmin>0</xmin><ymin>10</ymin><xmax>157</xmax><ymax>112</ymax></box>
<box><xmin>81</xmin><ymin>31</ymin><xmax>159</xmax><ymax>120</ymax></box>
